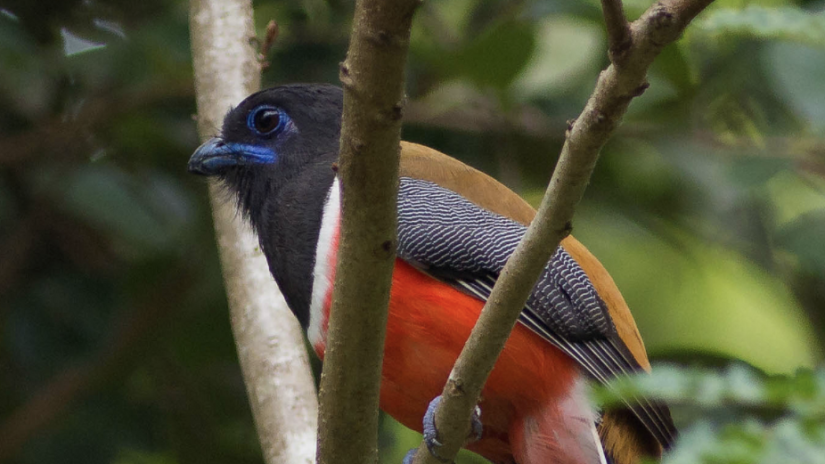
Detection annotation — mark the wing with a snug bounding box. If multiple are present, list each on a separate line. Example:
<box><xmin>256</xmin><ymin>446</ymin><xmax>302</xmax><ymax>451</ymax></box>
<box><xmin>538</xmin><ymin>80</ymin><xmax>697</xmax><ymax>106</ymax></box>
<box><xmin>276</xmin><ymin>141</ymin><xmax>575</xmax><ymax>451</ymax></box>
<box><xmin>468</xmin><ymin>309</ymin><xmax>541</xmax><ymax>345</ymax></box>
<box><xmin>397</xmin><ymin>142</ymin><xmax>676</xmax><ymax>454</ymax></box>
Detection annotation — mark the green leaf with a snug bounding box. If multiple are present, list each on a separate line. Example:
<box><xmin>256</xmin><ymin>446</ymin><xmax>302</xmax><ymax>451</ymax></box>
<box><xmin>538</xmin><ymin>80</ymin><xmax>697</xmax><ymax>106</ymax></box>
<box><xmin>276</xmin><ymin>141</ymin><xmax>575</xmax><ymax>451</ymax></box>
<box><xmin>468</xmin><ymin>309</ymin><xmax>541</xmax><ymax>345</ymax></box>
<box><xmin>728</xmin><ymin>156</ymin><xmax>793</xmax><ymax>187</ymax></box>
<box><xmin>650</xmin><ymin>42</ymin><xmax>697</xmax><ymax>93</ymax></box>
<box><xmin>776</xmin><ymin>211</ymin><xmax>825</xmax><ymax>275</ymax></box>
<box><xmin>40</xmin><ymin>164</ymin><xmax>195</xmax><ymax>258</ymax></box>
<box><xmin>695</xmin><ymin>6</ymin><xmax>825</xmax><ymax>47</ymax></box>
<box><xmin>764</xmin><ymin>41</ymin><xmax>825</xmax><ymax>130</ymax></box>
<box><xmin>513</xmin><ymin>16</ymin><xmax>602</xmax><ymax>99</ymax></box>
<box><xmin>596</xmin><ymin>365</ymin><xmax>825</xmax><ymax>464</ymax></box>
<box><xmin>445</xmin><ymin>20</ymin><xmax>536</xmax><ymax>92</ymax></box>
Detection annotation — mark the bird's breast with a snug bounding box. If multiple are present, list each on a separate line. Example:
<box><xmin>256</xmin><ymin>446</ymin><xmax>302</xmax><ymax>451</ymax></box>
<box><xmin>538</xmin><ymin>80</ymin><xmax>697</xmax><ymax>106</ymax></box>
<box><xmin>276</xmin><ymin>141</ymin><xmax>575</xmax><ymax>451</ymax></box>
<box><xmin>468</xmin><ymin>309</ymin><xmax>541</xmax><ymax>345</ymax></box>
<box><xmin>306</xmin><ymin>178</ymin><xmax>589</xmax><ymax>462</ymax></box>
<box><xmin>307</xmin><ymin>178</ymin><xmax>341</xmax><ymax>351</ymax></box>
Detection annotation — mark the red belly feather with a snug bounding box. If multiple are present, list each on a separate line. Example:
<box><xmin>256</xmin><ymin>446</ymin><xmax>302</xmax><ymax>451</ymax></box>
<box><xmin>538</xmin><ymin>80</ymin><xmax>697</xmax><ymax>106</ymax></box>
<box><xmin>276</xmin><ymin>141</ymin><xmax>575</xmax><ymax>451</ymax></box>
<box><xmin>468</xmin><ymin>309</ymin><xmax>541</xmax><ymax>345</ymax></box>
<box><xmin>315</xmin><ymin>258</ymin><xmax>582</xmax><ymax>464</ymax></box>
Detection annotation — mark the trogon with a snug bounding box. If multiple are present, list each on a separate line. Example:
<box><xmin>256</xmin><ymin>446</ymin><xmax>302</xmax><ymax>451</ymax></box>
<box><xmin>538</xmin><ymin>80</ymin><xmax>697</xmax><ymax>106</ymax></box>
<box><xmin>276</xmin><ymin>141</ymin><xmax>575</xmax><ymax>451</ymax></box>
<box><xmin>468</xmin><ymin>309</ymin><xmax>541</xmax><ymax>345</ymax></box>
<box><xmin>188</xmin><ymin>84</ymin><xmax>676</xmax><ymax>464</ymax></box>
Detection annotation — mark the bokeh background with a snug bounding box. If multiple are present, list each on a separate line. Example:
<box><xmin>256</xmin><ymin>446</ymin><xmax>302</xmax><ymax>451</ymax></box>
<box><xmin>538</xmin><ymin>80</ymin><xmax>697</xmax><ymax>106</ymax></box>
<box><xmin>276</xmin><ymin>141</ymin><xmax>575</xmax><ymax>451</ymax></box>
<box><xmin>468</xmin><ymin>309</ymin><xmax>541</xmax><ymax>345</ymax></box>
<box><xmin>1</xmin><ymin>0</ymin><xmax>824</xmax><ymax>463</ymax></box>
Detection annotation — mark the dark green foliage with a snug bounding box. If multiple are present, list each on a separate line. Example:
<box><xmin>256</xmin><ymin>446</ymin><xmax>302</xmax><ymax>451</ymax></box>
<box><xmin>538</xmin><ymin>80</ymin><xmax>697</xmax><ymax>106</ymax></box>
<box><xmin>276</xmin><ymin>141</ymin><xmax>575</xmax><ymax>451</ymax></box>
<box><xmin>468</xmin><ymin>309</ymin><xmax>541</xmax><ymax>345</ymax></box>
<box><xmin>593</xmin><ymin>364</ymin><xmax>825</xmax><ymax>464</ymax></box>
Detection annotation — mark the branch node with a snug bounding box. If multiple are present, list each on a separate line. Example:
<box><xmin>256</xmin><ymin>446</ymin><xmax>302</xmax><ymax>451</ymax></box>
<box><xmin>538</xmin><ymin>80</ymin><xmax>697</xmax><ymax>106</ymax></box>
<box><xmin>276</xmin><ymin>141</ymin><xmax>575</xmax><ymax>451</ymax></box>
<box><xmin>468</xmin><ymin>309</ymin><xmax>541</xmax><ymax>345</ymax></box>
<box><xmin>651</xmin><ymin>4</ymin><xmax>676</xmax><ymax>27</ymax></box>
<box><xmin>389</xmin><ymin>102</ymin><xmax>404</xmax><ymax>121</ymax></box>
<box><xmin>347</xmin><ymin>138</ymin><xmax>367</xmax><ymax>156</ymax></box>
<box><xmin>373</xmin><ymin>29</ymin><xmax>393</xmax><ymax>47</ymax></box>
<box><xmin>565</xmin><ymin>119</ymin><xmax>577</xmax><ymax>137</ymax></box>
<box><xmin>339</xmin><ymin>61</ymin><xmax>355</xmax><ymax>89</ymax></box>
<box><xmin>562</xmin><ymin>221</ymin><xmax>574</xmax><ymax>238</ymax></box>
<box><xmin>446</xmin><ymin>378</ymin><xmax>466</xmax><ymax>397</ymax></box>
<box><xmin>592</xmin><ymin>110</ymin><xmax>607</xmax><ymax>125</ymax></box>
<box><xmin>632</xmin><ymin>81</ymin><xmax>650</xmax><ymax>97</ymax></box>
<box><xmin>608</xmin><ymin>37</ymin><xmax>633</xmax><ymax>64</ymax></box>
<box><xmin>600</xmin><ymin>0</ymin><xmax>632</xmax><ymax>64</ymax></box>
<box><xmin>644</xmin><ymin>3</ymin><xmax>678</xmax><ymax>45</ymax></box>
<box><xmin>374</xmin><ymin>239</ymin><xmax>395</xmax><ymax>258</ymax></box>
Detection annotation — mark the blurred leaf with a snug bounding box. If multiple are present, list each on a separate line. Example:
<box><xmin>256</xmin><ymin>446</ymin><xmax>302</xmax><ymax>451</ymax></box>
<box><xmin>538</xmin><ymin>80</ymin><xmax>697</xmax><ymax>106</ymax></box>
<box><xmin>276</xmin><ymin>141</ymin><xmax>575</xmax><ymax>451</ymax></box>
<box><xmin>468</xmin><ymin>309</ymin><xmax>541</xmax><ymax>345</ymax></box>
<box><xmin>575</xmin><ymin>206</ymin><xmax>820</xmax><ymax>373</ymax></box>
<box><xmin>6</xmin><ymin>271</ymin><xmax>113</xmax><ymax>377</ymax></box>
<box><xmin>595</xmin><ymin>365</ymin><xmax>825</xmax><ymax>464</ymax></box>
<box><xmin>0</xmin><ymin>14</ymin><xmax>57</xmax><ymax>119</ymax></box>
<box><xmin>514</xmin><ymin>16</ymin><xmax>601</xmax><ymax>99</ymax></box>
<box><xmin>766</xmin><ymin>171</ymin><xmax>825</xmax><ymax>226</ymax></box>
<box><xmin>650</xmin><ymin>42</ymin><xmax>697</xmax><ymax>94</ymax></box>
<box><xmin>39</xmin><ymin>164</ymin><xmax>194</xmax><ymax>258</ymax></box>
<box><xmin>443</xmin><ymin>20</ymin><xmax>536</xmax><ymax>92</ymax></box>
<box><xmin>727</xmin><ymin>156</ymin><xmax>793</xmax><ymax>187</ymax></box>
<box><xmin>763</xmin><ymin>41</ymin><xmax>825</xmax><ymax>130</ymax></box>
<box><xmin>776</xmin><ymin>211</ymin><xmax>825</xmax><ymax>274</ymax></box>
<box><xmin>596</xmin><ymin>364</ymin><xmax>825</xmax><ymax>416</ymax></box>
<box><xmin>694</xmin><ymin>7</ymin><xmax>825</xmax><ymax>47</ymax></box>
<box><xmin>427</xmin><ymin>0</ymin><xmax>476</xmax><ymax>38</ymax></box>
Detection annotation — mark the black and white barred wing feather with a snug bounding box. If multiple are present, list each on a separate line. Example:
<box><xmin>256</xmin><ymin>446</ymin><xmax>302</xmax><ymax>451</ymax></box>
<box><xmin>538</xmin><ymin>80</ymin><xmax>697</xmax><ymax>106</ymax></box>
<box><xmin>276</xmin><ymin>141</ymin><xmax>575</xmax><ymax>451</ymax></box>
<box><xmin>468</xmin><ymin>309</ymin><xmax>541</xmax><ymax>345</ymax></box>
<box><xmin>395</xmin><ymin>177</ymin><xmax>675</xmax><ymax>449</ymax></box>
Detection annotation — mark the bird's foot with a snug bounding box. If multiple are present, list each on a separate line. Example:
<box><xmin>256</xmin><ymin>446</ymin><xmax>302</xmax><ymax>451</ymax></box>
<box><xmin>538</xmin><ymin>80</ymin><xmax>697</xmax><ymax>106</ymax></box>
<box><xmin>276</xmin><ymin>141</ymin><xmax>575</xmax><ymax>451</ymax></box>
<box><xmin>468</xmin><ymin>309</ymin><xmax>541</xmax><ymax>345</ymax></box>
<box><xmin>402</xmin><ymin>396</ymin><xmax>483</xmax><ymax>463</ymax></box>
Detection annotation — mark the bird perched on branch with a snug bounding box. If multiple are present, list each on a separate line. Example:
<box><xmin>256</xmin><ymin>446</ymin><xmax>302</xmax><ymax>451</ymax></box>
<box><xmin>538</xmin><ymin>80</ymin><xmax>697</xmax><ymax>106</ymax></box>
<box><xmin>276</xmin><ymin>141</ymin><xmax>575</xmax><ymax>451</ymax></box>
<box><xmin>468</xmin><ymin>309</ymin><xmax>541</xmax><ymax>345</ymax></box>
<box><xmin>188</xmin><ymin>84</ymin><xmax>675</xmax><ymax>464</ymax></box>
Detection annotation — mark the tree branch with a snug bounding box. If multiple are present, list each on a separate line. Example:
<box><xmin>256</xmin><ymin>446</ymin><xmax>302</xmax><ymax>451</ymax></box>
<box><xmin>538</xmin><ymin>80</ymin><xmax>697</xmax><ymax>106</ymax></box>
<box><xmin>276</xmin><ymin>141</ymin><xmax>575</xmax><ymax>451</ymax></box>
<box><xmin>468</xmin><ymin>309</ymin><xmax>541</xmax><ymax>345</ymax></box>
<box><xmin>189</xmin><ymin>2</ymin><xmax>318</xmax><ymax>464</ymax></box>
<box><xmin>601</xmin><ymin>0</ymin><xmax>631</xmax><ymax>62</ymax></box>
<box><xmin>315</xmin><ymin>0</ymin><xmax>420</xmax><ymax>463</ymax></box>
<box><xmin>411</xmin><ymin>0</ymin><xmax>716</xmax><ymax>462</ymax></box>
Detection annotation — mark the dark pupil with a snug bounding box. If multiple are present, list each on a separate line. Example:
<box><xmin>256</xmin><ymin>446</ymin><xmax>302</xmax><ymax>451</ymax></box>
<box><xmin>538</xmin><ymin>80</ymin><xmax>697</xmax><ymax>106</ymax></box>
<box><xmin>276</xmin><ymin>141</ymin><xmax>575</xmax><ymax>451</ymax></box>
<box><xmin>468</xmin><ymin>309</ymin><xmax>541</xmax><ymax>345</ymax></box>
<box><xmin>254</xmin><ymin>109</ymin><xmax>280</xmax><ymax>133</ymax></box>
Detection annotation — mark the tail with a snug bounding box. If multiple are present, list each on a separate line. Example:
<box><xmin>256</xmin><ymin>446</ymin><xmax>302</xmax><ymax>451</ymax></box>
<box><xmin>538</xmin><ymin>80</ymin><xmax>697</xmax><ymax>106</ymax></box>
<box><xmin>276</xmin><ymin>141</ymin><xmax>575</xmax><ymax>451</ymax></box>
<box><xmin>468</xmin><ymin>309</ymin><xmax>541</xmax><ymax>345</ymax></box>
<box><xmin>509</xmin><ymin>381</ymin><xmax>606</xmax><ymax>464</ymax></box>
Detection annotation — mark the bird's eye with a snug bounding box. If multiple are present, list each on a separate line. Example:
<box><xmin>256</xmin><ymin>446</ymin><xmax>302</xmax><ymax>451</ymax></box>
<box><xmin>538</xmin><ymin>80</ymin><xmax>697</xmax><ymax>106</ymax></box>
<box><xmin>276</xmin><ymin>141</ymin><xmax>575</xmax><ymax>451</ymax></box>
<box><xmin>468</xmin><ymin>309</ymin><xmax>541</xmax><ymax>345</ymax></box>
<box><xmin>248</xmin><ymin>106</ymin><xmax>284</xmax><ymax>135</ymax></box>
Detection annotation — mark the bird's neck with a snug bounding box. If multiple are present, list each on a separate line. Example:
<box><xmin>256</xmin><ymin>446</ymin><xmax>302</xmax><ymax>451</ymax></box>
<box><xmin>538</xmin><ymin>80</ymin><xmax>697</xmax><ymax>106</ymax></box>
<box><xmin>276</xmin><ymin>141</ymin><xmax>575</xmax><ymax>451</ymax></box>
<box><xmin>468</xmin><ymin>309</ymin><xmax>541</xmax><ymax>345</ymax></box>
<box><xmin>226</xmin><ymin>159</ymin><xmax>337</xmax><ymax>329</ymax></box>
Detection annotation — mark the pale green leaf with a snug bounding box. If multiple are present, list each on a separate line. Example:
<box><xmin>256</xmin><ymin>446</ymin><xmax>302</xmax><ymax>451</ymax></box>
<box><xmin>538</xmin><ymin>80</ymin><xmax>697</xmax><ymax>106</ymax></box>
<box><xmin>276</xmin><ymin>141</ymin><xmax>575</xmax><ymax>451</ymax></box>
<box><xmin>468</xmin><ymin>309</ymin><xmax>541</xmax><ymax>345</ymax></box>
<box><xmin>695</xmin><ymin>6</ymin><xmax>825</xmax><ymax>47</ymax></box>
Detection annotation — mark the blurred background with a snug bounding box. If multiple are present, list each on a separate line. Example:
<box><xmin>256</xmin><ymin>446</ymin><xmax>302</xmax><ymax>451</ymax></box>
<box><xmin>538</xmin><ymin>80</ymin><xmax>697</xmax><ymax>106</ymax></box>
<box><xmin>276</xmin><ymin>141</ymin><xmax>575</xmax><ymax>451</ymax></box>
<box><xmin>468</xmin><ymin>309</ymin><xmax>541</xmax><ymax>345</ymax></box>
<box><xmin>1</xmin><ymin>0</ymin><xmax>823</xmax><ymax>463</ymax></box>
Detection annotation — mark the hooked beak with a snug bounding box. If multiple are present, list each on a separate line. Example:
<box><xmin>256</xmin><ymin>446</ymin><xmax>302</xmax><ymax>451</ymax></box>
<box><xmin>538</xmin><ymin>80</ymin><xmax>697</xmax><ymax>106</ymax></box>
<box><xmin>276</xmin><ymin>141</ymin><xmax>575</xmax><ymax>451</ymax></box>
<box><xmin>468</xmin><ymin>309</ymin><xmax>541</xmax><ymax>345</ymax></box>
<box><xmin>188</xmin><ymin>138</ymin><xmax>278</xmax><ymax>176</ymax></box>
<box><xmin>188</xmin><ymin>138</ymin><xmax>237</xmax><ymax>176</ymax></box>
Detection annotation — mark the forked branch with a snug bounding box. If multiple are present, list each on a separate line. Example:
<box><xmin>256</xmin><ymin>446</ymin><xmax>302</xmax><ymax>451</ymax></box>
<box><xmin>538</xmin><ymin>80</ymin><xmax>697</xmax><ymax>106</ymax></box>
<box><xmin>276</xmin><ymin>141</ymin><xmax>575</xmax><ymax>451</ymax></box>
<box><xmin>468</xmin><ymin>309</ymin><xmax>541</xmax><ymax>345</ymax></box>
<box><xmin>410</xmin><ymin>0</ymin><xmax>715</xmax><ymax>463</ymax></box>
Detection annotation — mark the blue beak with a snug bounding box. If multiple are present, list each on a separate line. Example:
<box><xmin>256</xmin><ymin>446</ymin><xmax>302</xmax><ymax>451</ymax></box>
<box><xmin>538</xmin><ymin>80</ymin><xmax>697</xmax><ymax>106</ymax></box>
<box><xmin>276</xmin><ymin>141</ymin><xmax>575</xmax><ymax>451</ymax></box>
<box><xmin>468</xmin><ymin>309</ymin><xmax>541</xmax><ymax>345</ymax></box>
<box><xmin>188</xmin><ymin>138</ymin><xmax>237</xmax><ymax>176</ymax></box>
<box><xmin>188</xmin><ymin>138</ymin><xmax>277</xmax><ymax>176</ymax></box>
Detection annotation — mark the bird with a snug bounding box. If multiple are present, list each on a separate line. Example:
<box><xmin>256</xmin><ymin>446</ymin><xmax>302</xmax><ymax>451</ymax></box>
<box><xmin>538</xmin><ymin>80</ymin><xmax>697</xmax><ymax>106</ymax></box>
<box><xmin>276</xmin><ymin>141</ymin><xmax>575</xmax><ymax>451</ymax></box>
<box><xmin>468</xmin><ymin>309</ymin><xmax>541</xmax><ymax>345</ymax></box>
<box><xmin>188</xmin><ymin>83</ymin><xmax>676</xmax><ymax>464</ymax></box>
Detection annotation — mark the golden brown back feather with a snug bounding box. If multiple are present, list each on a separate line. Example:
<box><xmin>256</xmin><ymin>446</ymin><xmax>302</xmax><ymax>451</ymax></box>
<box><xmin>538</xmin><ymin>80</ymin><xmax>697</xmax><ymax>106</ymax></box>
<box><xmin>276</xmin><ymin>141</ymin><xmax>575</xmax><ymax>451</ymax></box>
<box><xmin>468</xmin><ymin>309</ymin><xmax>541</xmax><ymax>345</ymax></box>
<box><xmin>399</xmin><ymin>141</ymin><xmax>660</xmax><ymax>463</ymax></box>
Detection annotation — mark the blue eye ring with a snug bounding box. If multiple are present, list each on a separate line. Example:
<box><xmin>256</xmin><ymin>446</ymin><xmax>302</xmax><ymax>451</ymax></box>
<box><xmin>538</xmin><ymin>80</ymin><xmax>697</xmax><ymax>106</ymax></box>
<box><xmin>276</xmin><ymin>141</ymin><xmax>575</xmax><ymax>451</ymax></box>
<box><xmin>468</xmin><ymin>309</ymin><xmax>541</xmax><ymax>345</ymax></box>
<box><xmin>247</xmin><ymin>105</ymin><xmax>286</xmax><ymax>136</ymax></box>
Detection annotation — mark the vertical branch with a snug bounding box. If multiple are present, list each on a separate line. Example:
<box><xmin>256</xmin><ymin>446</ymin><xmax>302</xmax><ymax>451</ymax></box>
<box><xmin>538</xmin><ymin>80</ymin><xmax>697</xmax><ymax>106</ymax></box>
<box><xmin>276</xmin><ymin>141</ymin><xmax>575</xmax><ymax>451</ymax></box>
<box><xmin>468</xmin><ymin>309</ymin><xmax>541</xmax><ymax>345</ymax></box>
<box><xmin>189</xmin><ymin>2</ymin><xmax>318</xmax><ymax>464</ymax></box>
<box><xmin>600</xmin><ymin>0</ymin><xmax>632</xmax><ymax>61</ymax></box>
<box><xmin>411</xmin><ymin>0</ymin><xmax>716</xmax><ymax>462</ymax></box>
<box><xmin>315</xmin><ymin>0</ymin><xmax>420</xmax><ymax>463</ymax></box>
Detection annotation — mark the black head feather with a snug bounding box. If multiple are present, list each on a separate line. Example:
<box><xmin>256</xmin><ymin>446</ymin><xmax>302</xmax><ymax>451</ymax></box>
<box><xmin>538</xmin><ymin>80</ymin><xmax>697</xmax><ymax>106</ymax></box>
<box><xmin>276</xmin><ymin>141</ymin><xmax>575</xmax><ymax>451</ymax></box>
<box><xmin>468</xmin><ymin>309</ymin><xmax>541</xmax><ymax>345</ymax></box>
<box><xmin>188</xmin><ymin>83</ymin><xmax>345</xmax><ymax>327</ymax></box>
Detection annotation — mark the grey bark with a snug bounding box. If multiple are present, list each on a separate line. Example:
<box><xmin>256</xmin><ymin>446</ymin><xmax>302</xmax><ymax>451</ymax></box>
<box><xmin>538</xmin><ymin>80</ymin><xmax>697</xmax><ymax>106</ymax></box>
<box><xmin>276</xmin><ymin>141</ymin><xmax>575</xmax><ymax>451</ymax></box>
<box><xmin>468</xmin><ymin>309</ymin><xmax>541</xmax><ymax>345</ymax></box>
<box><xmin>189</xmin><ymin>2</ymin><xmax>318</xmax><ymax>464</ymax></box>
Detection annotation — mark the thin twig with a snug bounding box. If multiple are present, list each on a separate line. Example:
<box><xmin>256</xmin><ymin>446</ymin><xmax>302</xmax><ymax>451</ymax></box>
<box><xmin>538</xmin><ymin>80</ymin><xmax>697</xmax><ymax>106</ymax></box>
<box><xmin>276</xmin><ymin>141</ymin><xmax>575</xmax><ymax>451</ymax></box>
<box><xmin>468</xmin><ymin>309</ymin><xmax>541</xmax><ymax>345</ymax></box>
<box><xmin>259</xmin><ymin>20</ymin><xmax>279</xmax><ymax>68</ymax></box>
<box><xmin>411</xmin><ymin>0</ymin><xmax>716</xmax><ymax>462</ymax></box>
<box><xmin>601</xmin><ymin>0</ymin><xmax>632</xmax><ymax>63</ymax></box>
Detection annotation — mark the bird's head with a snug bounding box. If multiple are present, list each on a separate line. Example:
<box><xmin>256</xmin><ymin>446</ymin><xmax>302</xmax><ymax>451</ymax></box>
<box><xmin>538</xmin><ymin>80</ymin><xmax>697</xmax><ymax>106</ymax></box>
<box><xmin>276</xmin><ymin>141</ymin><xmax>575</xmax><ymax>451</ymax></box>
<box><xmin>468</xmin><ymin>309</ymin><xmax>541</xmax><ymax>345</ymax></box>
<box><xmin>188</xmin><ymin>83</ymin><xmax>344</xmax><ymax>182</ymax></box>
